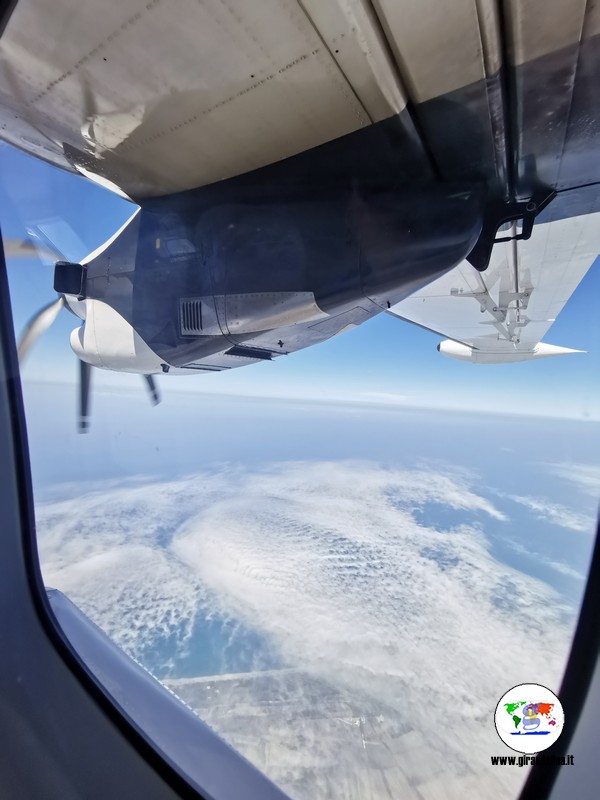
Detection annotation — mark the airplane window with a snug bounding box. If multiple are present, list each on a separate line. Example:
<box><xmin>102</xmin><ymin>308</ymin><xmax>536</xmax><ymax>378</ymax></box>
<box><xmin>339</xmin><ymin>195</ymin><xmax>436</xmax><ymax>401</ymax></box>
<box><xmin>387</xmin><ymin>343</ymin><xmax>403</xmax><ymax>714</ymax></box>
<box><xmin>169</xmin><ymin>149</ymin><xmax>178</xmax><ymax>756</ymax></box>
<box><xmin>4</xmin><ymin>139</ymin><xmax>599</xmax><ymax>800</ymax></box>
<box><xmin>1</xmin><ymin>2</ymin><xmax>599</xmax><ymax>798</ymax></box>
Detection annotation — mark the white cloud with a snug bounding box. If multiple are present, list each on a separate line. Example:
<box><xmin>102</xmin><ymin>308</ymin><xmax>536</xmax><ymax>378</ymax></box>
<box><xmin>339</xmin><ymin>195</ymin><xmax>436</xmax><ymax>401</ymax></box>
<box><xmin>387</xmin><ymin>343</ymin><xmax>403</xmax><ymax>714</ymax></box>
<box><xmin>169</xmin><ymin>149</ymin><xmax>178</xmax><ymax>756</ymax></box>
<box><xmin>544</xmin><ymin>462</ymin><xmax>600</xmax><ymax>499</ymax></box>
<box><xmin>508</xmin><ymin>494</ymin><xmax>596</xmax><ymax>533</ymax></box>
<box><xmin>37</xmin><ymin>462</ymin><xmax>570</xmax><ymax>800</ymax></box>
<box><xmin>508</xmin><ymin>540</ymin><xmax>587</xmax><ymax>581</ymax></box>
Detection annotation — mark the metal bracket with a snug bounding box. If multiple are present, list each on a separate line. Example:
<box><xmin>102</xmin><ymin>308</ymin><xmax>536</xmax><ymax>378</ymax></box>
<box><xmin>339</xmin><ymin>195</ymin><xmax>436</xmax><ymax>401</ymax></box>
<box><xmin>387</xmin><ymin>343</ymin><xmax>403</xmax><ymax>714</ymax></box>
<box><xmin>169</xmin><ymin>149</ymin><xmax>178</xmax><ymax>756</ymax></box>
<box><xmin>451</xmin><ymin>287</ymin><xmax>506</xmax><ymax>322</ymax></box>
<box><xmin>451</xmin><ymin>286</ymin><xmax>533</xmax><ymax>344</ymax></box>
<box><xmin>502</xmin><ymin>289</ymin><xmax>533</xmax><ymax>310</ymax></box>
<box><xmin>467</xmin><ymin>188</ymin><xmax>557</xmax><ymax>271</ymax></box>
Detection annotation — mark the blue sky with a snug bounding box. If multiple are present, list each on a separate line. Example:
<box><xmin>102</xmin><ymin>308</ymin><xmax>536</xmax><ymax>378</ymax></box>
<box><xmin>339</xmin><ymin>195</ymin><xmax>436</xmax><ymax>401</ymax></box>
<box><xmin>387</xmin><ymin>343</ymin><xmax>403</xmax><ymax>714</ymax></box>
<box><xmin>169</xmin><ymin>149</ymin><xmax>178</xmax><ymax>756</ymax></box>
<box><xmin>2</xmin><ymin>141</ymin><xmax>600</xmax><ymax>420</ymax></box>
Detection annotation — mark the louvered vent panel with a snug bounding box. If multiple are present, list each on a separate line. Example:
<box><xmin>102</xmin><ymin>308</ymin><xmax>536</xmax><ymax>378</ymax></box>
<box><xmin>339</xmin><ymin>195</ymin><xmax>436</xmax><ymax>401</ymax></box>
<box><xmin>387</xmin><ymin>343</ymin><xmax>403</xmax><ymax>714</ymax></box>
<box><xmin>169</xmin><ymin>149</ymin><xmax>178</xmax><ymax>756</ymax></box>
<box><xmin>180</xmin><ymin>298</ymin><xmax>203</xmax><ymax>335</ymax></box>
<box><xmin>225</xmin><ymin>345</ymin><xmax>272</xmax><ymax>361</ymax></box>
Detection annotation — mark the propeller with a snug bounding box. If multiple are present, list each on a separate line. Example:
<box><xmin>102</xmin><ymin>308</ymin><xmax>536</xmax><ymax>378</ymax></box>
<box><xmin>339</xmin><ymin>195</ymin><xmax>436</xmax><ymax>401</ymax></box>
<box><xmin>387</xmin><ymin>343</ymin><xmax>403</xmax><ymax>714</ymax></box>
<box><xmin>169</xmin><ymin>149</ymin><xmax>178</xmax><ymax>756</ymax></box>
<box><xmin>79</xmin><ymin>357</ymin><xmax>92</xmax><ymax>433</ymax></box>
<box><xmin>2</xmin><ymin>68</ymin><xmax>157</xmax><ymax>428</ymax></box>
<box><xmin>143</xmin><ymin>374</ymin><xmax>161</xmax><ymax>406</ymax></box>
<box><xmin>3</xmin><ymin>239</ymin><xmax>59</xmax><ymax>261</ymax></box>
<box><xmin>78</xmin><ymin>370</ymin><xmax>159</xmax><ymax>434</ymax></box>
<box><xmin>17</xmin><ymin>296</ymin><xmax>65</xmax><ymax>363</ymax></box>
<box><xmin>9</xmin><ymin>238</ymin><xmax>160</xmax><ymax>431</ymax></box>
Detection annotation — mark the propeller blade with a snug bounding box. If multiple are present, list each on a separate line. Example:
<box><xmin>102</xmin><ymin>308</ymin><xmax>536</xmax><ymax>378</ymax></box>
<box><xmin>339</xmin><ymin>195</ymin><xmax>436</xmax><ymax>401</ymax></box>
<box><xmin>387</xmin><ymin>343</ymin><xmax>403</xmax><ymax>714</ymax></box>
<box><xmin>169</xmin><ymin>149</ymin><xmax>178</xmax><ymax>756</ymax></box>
<box><xmin>143</xmin><ymin>374</ymin><xmax>160</xmax><ymax>406</ymax></box>
<box><xmin>3</xmin><ymin>238</ymin><xmax>60</xmax><ymax>262</ymax></box>
<box><xmin>17</xmin><ymin>296</ymin><xmax>65</xmax><ymax>363</ymax></box>
<box><xmin>79</xmin><ymin>359</ymin><xmax>92</xmax><ymax>433</ymax></box>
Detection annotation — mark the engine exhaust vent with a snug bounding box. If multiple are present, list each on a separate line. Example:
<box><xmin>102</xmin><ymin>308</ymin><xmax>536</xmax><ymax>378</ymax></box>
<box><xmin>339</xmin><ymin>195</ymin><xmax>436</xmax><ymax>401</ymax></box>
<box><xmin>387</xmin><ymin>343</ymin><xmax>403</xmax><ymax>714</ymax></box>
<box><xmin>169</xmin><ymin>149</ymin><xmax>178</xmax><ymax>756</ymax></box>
<box><xmin>180</xmin><ymin>298</ymin><xmax>203</xmax><ymax>335</ymax></box>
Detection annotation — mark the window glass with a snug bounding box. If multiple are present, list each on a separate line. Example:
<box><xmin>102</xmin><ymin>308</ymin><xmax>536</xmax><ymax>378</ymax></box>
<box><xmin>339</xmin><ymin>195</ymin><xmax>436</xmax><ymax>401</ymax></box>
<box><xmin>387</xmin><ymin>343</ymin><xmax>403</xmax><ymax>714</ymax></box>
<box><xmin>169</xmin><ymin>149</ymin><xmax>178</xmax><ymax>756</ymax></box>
<box><xmin>2</xmin><ymin>124</ymin><xmax>599</xmax><ymax>800</ymax></box>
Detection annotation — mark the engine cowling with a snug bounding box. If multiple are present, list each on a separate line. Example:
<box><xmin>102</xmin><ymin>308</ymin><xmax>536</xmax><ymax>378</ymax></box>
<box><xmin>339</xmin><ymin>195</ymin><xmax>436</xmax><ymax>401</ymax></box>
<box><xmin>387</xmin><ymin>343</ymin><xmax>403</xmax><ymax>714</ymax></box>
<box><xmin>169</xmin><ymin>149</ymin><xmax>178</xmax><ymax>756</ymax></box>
<box><xmin>70</xmin><ymin>299</ymin><xmax>165</xmax><ymax>373</ymax></box>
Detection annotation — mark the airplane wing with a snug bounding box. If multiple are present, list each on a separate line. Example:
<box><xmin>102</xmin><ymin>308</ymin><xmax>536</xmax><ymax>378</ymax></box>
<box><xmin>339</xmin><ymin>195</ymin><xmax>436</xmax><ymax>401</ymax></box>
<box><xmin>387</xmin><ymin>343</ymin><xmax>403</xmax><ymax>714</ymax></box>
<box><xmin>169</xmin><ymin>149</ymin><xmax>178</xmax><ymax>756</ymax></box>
<box><xmin>387</xmin><ymin>207</ymin><xmax>600</xmax><ymax>363</ymax></box>
<box><xmin>0</xmin><ymin>0</ymin><xmax>598</xmax><ymax>206</ymax></box>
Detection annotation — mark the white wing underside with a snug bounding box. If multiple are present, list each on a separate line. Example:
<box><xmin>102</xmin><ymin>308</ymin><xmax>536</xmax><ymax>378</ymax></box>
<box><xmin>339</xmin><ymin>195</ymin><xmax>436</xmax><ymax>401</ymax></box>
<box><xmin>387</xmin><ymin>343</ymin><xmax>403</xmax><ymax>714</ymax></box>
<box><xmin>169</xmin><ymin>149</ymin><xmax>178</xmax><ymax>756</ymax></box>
<box><xmin>388</xmin><ymin>213</ymin><xmax>600</xmax><ymax>355</ymax></box>
<box><xmin>0</xmin><ymin>0</ymin><xmax>598</xmax><ymax>199</ymax></box>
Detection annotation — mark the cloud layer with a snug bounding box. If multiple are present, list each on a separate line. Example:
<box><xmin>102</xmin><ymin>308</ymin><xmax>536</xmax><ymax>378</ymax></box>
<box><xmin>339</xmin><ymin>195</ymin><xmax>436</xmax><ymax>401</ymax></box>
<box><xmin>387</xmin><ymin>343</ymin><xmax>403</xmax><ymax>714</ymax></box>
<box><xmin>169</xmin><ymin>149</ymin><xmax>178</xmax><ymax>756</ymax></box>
<box><xmin>507</xmin><ymin>493</ymin><xmax>596</xmax><ymax>533</ymax></box>
<box><xmin>37</xmin><ymin>461</ymin><xmax>573</xmax><ymax>800</ymax></box>
<box><xmin>545</xmin><ymin>462</ymin><xmax>600</xmax><ymax>499</ymax></box>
